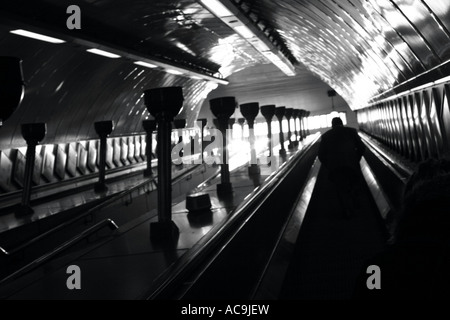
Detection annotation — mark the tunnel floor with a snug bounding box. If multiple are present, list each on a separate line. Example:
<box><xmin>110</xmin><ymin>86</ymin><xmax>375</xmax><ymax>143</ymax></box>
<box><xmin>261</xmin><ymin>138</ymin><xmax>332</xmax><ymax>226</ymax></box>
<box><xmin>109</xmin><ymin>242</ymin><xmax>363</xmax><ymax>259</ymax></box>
<box><xmin>279</xmin><ymin>164</ymin><xmax>388</xmax><ymax>299</ymax></box>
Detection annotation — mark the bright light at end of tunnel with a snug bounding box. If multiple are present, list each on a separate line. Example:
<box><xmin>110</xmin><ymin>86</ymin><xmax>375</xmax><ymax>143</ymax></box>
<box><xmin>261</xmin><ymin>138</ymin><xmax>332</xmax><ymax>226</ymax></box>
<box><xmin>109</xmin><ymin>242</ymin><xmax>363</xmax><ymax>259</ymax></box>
<box><xmin>86</xmin><ymin>48</ymin><xmax>121</xmax><ymax>59</ymax></box>
<box><xmin>330</xmin><ymin>111</ymin><xmax>339</xmax><ymax>119</ymax></box>
<box><xmin>10</xmin><ymin>29</ymin><xmax>65</xmax><ymax>44</ymax></box>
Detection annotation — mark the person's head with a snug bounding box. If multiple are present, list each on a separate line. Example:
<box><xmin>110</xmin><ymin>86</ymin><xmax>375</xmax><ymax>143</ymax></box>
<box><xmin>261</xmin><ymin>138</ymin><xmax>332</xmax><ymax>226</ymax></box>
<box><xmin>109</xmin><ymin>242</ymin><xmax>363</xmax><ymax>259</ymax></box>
<box><xmin>394</xmin><ymin>158</ymin><xmax>450</xmax><ymax>243</ymax></box>
<box><xmin>331</xmin><ymin>117</ymin><xmax>343</xmax><ymax>128</ymax></box>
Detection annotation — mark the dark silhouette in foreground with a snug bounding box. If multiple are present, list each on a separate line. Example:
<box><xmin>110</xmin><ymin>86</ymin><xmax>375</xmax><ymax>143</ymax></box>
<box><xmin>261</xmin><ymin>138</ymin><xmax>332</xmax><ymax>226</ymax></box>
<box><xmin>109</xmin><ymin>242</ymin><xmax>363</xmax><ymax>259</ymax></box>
<box><xmin>354</xmin><ymin>158</ymin><xmax>450</xmax><ymax>299</ymax></box>
<box><xmin>318</xmin><ymin>117</ymin><xmax>366</xmax><ymax>218</ymax></box>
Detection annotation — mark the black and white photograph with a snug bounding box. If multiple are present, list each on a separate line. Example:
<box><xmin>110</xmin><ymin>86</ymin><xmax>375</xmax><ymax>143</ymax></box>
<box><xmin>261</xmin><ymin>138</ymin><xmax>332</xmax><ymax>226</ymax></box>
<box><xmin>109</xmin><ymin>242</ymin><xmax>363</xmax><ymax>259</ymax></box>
<box><xmin>1</xmin><ymin>0</ymin><xmax>450</xmax><ymax>307</ymax></box>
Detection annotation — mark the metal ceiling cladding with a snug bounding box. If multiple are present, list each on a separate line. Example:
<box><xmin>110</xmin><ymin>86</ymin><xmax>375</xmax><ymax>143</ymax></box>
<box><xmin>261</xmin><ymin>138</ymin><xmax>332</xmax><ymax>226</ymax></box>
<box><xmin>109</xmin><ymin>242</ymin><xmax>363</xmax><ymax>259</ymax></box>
<box><xmin>424</xmin><ymin>0</ymin><xmax>450</xmax><ymax>35</ymax></box>
<box><xmin>0</xmin><ymin>26</ymin><xmax>218</xmax><ymax>149</ymax></box>
<box><xmin>395</xmin><ymin>0</ymin><xmax>450</xmax><ymax>61</ymax></box>
<box><xmin>0</xmin><ymin>0</ymin><xmax>263</xmax><ymax>77</ymax></box>
<box><xmin>235</xmin><ymin>0</ymin><xmax>450</xmax><ymax>110</ymax></box>
<box><xmin>1</xmin><ymin>0</ymin><xmax>450</xmax><ymax>149</ymax></box>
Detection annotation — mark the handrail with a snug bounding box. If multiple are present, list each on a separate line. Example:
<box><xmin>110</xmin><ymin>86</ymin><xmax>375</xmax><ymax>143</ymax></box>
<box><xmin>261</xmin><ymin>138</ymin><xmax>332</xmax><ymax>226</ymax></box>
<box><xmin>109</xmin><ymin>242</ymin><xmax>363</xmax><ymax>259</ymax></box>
<box><xmin>145</xmin><ymin>134</ymin><xmax>321</xmax><ymax>299</ymax></box>
<box><xmin>0</xmin><ymin>162</ymin><xmax>206</xmax><ymax>257</ymax></box>
<box><xmin>359</xmin><ymin>132</ymin><xmax>414</xmax><ymax>181</ymax></box>
<box><xmin>0</xmin><ymin>218</ymin><xmax>118</xmax><ymax>286</ymax></box>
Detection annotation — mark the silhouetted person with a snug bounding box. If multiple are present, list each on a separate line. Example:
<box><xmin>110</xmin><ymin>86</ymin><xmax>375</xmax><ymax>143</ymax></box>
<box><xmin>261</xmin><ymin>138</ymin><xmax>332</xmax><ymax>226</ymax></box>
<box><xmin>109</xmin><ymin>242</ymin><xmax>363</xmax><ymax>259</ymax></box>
<box><xmin>318</xmin><ymin>117</ymin><xmax>366</xmax><ymax>217</ymax></box>
<box><xmin>354</xmin><ymin>158</ymin><xmax>450</xmax><ymax>299</ymax></box>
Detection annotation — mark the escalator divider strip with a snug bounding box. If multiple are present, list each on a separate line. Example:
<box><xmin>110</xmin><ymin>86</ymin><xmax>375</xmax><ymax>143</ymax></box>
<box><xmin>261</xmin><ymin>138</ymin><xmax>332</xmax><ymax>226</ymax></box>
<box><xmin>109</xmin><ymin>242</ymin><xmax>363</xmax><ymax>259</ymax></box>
<box><xmin>251</xmin><ymin>157</ymin><xmax>322</xmax><ymax>299</ymax></box>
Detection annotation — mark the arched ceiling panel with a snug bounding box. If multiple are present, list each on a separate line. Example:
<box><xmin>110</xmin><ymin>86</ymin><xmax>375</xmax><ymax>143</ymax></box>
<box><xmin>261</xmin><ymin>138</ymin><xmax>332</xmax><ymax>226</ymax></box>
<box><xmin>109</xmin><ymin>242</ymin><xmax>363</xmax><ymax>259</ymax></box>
<box><xmin>424</xmin><ymin>0</ymin><xmax>450</xmax><ymax>34</ymax></box>
<box><xmin>395</xmin><ymin>0</ymin><xmax>450</xmax><ymax>61</ymax></box>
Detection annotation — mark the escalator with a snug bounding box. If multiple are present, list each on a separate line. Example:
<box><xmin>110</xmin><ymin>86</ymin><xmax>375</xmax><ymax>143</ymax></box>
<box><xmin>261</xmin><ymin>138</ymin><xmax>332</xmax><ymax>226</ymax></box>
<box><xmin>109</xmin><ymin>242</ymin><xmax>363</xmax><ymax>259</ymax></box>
<box><xmin>150</xmin><ymin>134</ymin><xmax>397</xmax><ymax>300</ymax></box>
<box><xmin>278</xmin><ymin>162</ymin><xmax>388</xmax><ymax>299</ymax></box>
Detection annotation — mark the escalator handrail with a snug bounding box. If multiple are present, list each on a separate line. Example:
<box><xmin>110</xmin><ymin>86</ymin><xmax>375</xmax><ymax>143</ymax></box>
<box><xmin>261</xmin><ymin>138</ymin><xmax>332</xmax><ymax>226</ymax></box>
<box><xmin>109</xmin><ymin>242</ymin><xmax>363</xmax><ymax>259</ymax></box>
<box><xmin>0</xmin><ymin>219</ymin><xmax>119</xmax><ymax>287</ymax></box>
<box><xmin>359</xmin><ymin>132</ymin><xmax>414</xmax><ymax>181</ymax></box>
<box><xmin>0</xmin><ymin>163</ymin><xmax>205</xmax><ymax>257</ymax></box>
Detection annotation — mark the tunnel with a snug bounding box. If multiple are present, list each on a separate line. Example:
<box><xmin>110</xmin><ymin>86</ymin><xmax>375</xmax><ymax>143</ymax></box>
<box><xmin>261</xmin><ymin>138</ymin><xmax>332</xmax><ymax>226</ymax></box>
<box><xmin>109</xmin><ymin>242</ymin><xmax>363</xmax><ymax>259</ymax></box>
<box><xmin>1</xmin><ymin>0</ymin><xmax>450</xmax><ymax>304</ymax></box>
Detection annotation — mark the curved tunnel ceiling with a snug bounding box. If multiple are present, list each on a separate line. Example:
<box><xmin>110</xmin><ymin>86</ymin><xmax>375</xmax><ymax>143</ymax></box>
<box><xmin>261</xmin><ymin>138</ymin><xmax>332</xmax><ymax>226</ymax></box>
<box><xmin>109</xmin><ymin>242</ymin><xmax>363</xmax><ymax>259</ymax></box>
<box><xmin>1</xmin><ymin>0</ymin><xmax>450</xmax><ymax>149</ymax></box>
<box><xmin>235</xmin><ymin>0</ymin><xmax>450</xmax><ymax>109</ymax></box>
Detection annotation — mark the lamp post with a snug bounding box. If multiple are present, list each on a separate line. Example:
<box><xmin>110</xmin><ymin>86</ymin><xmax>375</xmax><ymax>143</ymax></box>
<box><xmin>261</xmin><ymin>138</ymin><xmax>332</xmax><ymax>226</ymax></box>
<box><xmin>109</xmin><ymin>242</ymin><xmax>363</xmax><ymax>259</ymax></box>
<box><xmin>285</xmin><ymin>108</ymin><xmax>294</xmax><ymax>150</ymax></box>
<box><xmin>186</xmin><ymin>117</ymin><xmax>212</xmax><ymax>213</ymax></box>
<box><xmin>16</xmin><ymin>123</ymin><xmax>47</xmax><ymax>216</ymax></box>
<box><xmin>275</xmin><ymin>107</ymin><xmax>286</xmax><ymax>156</ymax></box>
<box><xmin>210</xmin><ymin>97</ymin><xmax>236</xmax><ymax>197</ymax></box>
<box><xmin>240</xmin><ymin>102</ymin><xmax>260</xmax><ymax>176</ymax></box>
<box><xmin>261</xmin><ymin>105</ymin><xmax>275</xmax><ymax>158</ymax></box>
<box><xmin>94</xmin><ymin>121</ymin><xmax>114</xmax><ymax>193</ymax></box>
<box><xmin>292</xmin><ymin>110</ymin><xmax>300</xmax><ymax>146</ymax></box>
<box><xmin>144</xmin><ymin>87</ymin><xmax>183</xmax><ymax>239</ymax></box>
<box><xmin>299</xmin><ymin>109</ymin><xmax>306</xmax><ymax>141</ymax></box>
